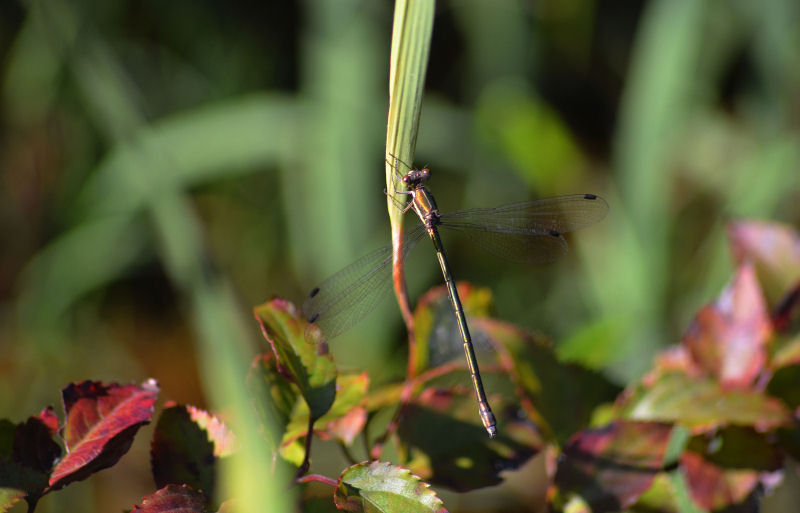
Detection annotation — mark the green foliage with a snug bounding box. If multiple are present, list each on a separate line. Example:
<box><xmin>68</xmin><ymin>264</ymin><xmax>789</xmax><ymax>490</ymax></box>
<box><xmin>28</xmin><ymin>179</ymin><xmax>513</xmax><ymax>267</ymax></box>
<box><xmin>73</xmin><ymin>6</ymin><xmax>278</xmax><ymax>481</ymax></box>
<box><xmin>2</xmin><ymin>0</ymin><xmax>800</xmax><ymax>512</ymax></box>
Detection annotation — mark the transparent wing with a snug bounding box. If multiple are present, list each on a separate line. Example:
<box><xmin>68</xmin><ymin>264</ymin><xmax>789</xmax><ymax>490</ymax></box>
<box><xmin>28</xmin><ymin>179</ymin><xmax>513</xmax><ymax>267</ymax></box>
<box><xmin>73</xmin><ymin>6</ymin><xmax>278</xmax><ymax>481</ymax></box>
<box><xmin>438</xmin><ymin>194</ymin><xmax>608</xmax><ymax>264</ymax></box>
<box><xmin>302</xmin><ymin>223</ymin><xmax>427</xmax><ymax>340</ymax></box>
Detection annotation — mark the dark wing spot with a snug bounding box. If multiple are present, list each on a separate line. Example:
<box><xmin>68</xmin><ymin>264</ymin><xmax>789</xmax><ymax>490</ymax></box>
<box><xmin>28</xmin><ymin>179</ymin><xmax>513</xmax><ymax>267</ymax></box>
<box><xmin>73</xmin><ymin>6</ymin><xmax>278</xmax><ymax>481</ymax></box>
<box><xmin>309</xmin><ymin>313</ymin><xmax>319</xmax><ymax>323</ymax></box>
<box><xmin>583</xmin><ymin>194</ymin><xmax>597</xmax><ymax>200</ymax></box>
<box><xmin>549</xmin><ymin>230</ymin><xmax>561</xmax><ymax>237</ymax></box>
<box><xmin>309</xmin><ymin>287</ymin><xmax>320</xmax><ymax>298</ymax></box>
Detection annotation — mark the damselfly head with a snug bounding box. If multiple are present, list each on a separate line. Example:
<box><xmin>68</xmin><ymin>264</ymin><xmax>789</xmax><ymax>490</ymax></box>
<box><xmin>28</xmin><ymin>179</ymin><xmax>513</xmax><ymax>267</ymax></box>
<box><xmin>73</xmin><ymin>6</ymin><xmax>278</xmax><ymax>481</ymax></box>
<box><xmin>401</xmin><ymin>167</ymin><xmax>431</xmax><ymax>186</ymax></box>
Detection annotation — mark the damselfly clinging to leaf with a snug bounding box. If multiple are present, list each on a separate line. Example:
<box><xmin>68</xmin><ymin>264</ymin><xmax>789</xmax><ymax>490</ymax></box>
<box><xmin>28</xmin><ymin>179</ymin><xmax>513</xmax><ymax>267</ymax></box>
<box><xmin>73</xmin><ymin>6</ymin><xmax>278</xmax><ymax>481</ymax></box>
<box><xmin>303</xmin><ymin>158</ymin><xmax>608</xmax><ymax>438</ymax></box>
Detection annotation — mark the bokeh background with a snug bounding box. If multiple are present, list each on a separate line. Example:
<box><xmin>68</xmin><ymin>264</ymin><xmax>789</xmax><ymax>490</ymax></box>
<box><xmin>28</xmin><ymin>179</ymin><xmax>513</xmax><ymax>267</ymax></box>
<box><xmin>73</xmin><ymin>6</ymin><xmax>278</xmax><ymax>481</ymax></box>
<box><xmin>2</xmin><ymin>0</ymin><xmax>799</xmax><ymax>511</ymax></box>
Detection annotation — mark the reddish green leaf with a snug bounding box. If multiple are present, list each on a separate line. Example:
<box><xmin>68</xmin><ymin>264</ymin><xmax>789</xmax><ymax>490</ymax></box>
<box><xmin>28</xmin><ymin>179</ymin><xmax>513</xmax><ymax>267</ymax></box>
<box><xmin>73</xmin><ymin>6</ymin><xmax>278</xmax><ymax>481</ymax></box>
<box><xmin>619</xmin><ymin>372</ymin><xmax>790</xmax><ymax>431</ymax></box>
<box><xmin>185</xmin><ymin>406</ymin><xmax>236</xmax><ymax>457</ymax></box>
<box><xmin>246</xmin><ymin>352</ymin><xmax>298</xmax><ymax>450</ymax></box>
<box><xmin>151</xmin><ymin>405</ymin><xmax>216</xmax><ymax>497</ymax></box>
<box><xmin>680</xmin><ymin>451</ymin><xmax>760</xmax><ymax>512</ymax></box>
<box><xmin>48</xmin><ymin>379</ymin><xmax>159</xmax><ymax>491</ymax></box>
<box><xmin>552</xmin><ymin>421</ymin><xmax>673</xmax><ymax>512</ymax></box>
<box><xmin>132</xmin><ymin>484</ymin><xmax>210</xmax><ymax>512</ymax></box>
<box><xmin>281</xmin><ymin>373</ymin><xmax>369</xmax><ymax>465</ymax></box>
<box><xmin>253</xmin><ymin>299</ymin><xmax>336</xmax><ymax>421</ymax></box>
<box><xmin>396</xmin><ymin>386</ymin><xmax>537</xmax><ymax>492</ymax></box>
<box><xmin>683</xmin><ymin>264</ymin><xmax>771</xmax><ymax>388</ymax></box>
<box><xmin>480</xmin><ymin>318</ymin><xmax>620</xmax><ymax>444</ymax></box>
<box><xmin>334</xmin><ymin>461</ymin><xmax>447</xmax><ymax>513</ymax></box>
<box><xmin>728</xmin><ymin>221</ymin><xmax>800</xmax><ymax>307</ymax></box>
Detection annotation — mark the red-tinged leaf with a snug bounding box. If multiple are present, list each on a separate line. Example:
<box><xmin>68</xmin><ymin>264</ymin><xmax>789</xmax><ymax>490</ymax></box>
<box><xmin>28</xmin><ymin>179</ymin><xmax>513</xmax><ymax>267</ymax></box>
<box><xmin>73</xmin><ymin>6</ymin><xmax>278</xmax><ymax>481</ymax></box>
<box><xmin>132</xmin><ymin>484</ymin><xmax>210</xmax><ymax>512</ymax></box>
<box><xmin>396</xmin><ymin>386</ymin><xmax>537</xmax><ymax>492</ymax></box>
<box><xmin>13</xmin><ymin>416</ymin><xmax>61</xmax><ymax>476</ymax></box>
<box><xmin>36</xmin><ymin>407</ymin><xmax>59</xmax><ymax>436</ymax></box>
<box><xmin>48</xmin><ymin>379</ymin><xmax>159</xmax><ymax>491</ymax></box>
<box><xmin>552</xmin><ymin>421</ymin><xmax>673</xmax><ymax>513</ymax></box>
<box><xmin>618</xmin><ymin>372</ymin><xmax>790</xmax><ymax>432</ymax></box>
<box><xmin>253</xmin><ymin>299</ymin><xmax>336</xmax><ymax>421</ymax></box>
<box><xmin>480</xmin><ymin>317</ymin><xmax>620</xmax><ymax>444</ymax></box>
<box><xmin>246</xmin><ymin>352</ymin><xmax>298</xmax><ymax>450</ymax></box>
<box><xmin>680</xmin><ymin>451</ymin><xmax>760</xmax><ymax>512</ymax></box>
<box><xmin>334</xmin><ymin>461</ymin><xmax>448</xmax><ymax>513</ymax></box>
<box><xmin>682</xmin><ymin>264</ymin><xmax>771</xmax><ymax>388</ymax></box>
<box><xmin>728</xmin><ymin>221</ymin><xmax>800</xmax><ymax>307</ymax></box>
<box><xmin>151</xmin><ymin>405</ymin><xmax>216</xmax><ymax>498</ymax></box>
<box><xmin>280</xmin><ymin>373</ymin><xmax>369</xmax><ymax>465</ymax></box>
<box><xmin>412</xmin><ymin>283</ymin><xmax>494</xmax><ymax>376</ymax></box>
<box><xmin>185</xmin><ymin>406</ymin><xmax>236</xmax><ymax>457</ymax></box>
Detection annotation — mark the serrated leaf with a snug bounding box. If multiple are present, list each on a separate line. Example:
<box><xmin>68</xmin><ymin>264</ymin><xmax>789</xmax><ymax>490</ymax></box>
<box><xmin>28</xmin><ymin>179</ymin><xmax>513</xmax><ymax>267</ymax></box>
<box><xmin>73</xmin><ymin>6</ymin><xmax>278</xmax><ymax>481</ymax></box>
<box><xmin>48</xmin><ymin>379</ymin><xmax>159</xmax><ymax>491</ymax></box>
<box><xmin>682</xmin><ymin>264</ymin><xmax>771</xmax><ymax>387</ymax></box>
<box><xmin>132</xmin><ymin>484</ymin><xmax>210</xmax><ymax>513</ymax></box>
<box><xmin>151</xmin><ymin>405</ymin><xmax>216</xmax><ymax>497</ymax></box>
<box><xmin>552</xmin><ymin>421</ymin><xmax>673</xmax><ymax>512</ymax></box>
<box><xmin>335</xmin><ymin>461</ymin><xmax>447</xmax><ymax>513</ymax></box>
<box><xmin>184</xmin><ymin>406</ymin><xmax>236</xmax><ymax>457</ymax></box>
<box><xmin>253</xmin><ymin>299</ymin><xmax>336</xmax><ymax>422</ymax></box>
<box><xmin>619</xmin><ymin>372</ymin><xmax>790</xmax><ymax>431</ymax></box>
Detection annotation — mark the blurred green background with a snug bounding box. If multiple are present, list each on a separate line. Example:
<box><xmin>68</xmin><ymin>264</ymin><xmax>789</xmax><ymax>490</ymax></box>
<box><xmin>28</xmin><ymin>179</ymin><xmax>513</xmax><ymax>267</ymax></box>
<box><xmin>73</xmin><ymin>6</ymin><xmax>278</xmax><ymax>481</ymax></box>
<box><xmin>2</xmin><ymin>0</ymin><xmax>799</xmax><ymax>511</ymax></box>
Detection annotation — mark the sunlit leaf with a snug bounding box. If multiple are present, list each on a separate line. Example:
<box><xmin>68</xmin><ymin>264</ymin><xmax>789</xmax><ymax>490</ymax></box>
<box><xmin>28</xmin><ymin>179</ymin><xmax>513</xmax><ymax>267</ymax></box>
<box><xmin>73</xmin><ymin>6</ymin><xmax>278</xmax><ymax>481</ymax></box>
<box><xmin>48</xmin><ymin>379</ymin><xmax>159</xmax><ymax>491</ymax></box>
<box><xmin>280</xmin><ymin>373</ymin><xmax>369</xmax><ymax>464</ymax></box>
<box><xmin>619</xmin><ymin>372</ymin><xmax>790</xmax><ymax>431</ymax></box>
<box><xmin>334</xmin><ymin>461</ymin><xmax>447</xmax><ymax>513</ymax></box>
<box><xmin>253</xmin><ymin>299</ymin><xmax>336</xmax><ymax>422</ymax></box>
<box><xmin>185</xmin><ymin>406</ymin><xmax>237</xmax><ymax>457</ymax></box>
<box><xmin>552</xmin><ymin>421</ymin><xmax>673</xmax><ymax>512</ymax></box>
<box><xmin>131</xmin><ymin>484</ymin><xmax>210</xmax><ymax>513</ymax></box>
<box><xmin>682</xmin><ymin>264</ymin><xmax>771</xmax><ymax>388</ymax></box>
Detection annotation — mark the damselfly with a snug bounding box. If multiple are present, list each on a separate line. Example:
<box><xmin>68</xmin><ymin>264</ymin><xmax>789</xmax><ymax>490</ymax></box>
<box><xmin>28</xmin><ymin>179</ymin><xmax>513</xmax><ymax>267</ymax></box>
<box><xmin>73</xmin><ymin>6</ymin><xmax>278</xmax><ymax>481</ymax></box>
<box><xmin>303</xmin><ymin>161</ymin><xmax>608</xmax><ymax>437</ymax></box>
